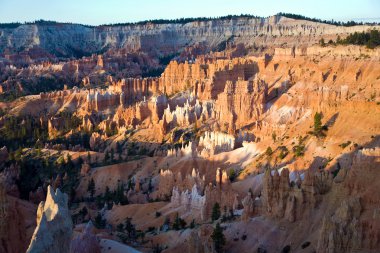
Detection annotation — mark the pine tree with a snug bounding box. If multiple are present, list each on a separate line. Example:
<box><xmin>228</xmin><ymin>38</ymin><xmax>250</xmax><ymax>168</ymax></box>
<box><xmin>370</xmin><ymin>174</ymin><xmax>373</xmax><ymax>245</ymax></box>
<box><xmin>319</xmin><ymin>38</ymin><xmax>326</xmax><ymax>47</ymax></box>
<box><xmin>66</xmin><ymin>154</ymin><xmax>74</xmax><ymax>171</ymax></box>
<box><xmin>87</xmin><ymin>151</ymin><xmax>91</xmax><ymax>164</ymax></box>
<box><xmin>211</xmin><ymin>223</ymin><xmax>226</xmax><ymax>253</ymax></box>
<box><xmin>212</xmin><ymin>202</ymin><xmax>221</xmax><ymax>222</ymax></box>
<box><xmin>87</xmin><ymin>178</ymin><xmax>95</xmax><ymax>198</ymax></box>
<box><xmin>172</xmin><ymin>213</ymin><xmax>180</xmax><ymax>230</ymax></box>
<box><xmin>110</xmin><ymin>148</ymin><xmax>114</xmax><ymax>162</ymax></box>
<box><xmin>116</xmin><ymin>142</ymin><xmax>122</xmax><ymax>155</ymax></box>
<box><xmin>115</xmin><ymin>183</ymin><xmax>128</xmax><ymax>205</ymax></box>
<box><xmin>313</xmin><ymin>112</ymin><xmax>325</xmax><ymax>137</ymax></box>
<box><xmin>314</xmin><ymin>112</ymin><xmax>322</xmax><ymax>132</ymax></box>
<box><xmin>94</xmin><ymin>212</ymin><xmax>106</xmax><ymax>229</ymax></box>
<box><xmin>148</xmin><ymin>178</ymin><xmax>153</xmax><ymax>192</ymax></box>
<box><xmin>190</xmin><ymin>219</ymin><xmax>195</xmax><ymax>228</ymax></box>
<box><xmin>116</xmin><ymin>223</ymin><xmax>124</xmax><ymax>232</ymax></box>
<box><xmin>272</xmin><ymin>132</ymin><xmax>277</xmax><ymax>142</ymax></box>
<box><xmin>265</xmin><ymin>147</ymin><xmax>273</xmax><ymax>156</ymax></box>
<box><xmin>104</xmin><ymin>151</ymin><xmax>110</xmax><ymax>164</ymax></box>
<box><xmin>336</xmin><ymin>35</ymin><xmax>342</xmax><ymax>44</ymax></box>
<box><xmin>228</xmin><ymin>169</ymin><xmax>236</xmax><ymax>182</ymax></box>
<box><xmin>124</xmin><ymin>217</ymin><xmax>136</xmax><ymax>240</ymax></box>
<box><xmin>104</xmin><ymin>186</ymin><xmax>111</xmax><ymax>202</ymax></box>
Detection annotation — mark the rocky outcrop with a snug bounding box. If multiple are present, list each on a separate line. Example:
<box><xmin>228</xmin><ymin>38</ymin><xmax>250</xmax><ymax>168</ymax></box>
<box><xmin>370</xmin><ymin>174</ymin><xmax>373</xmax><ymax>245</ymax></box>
<box><xmin>171</xmin><ymin>184</ymin><xmax>206</xmax><ymax>220</ymax></box>
<box><xmin>187</xmin><ymin>225</ymin><xmax>214</xmax><ymax>253</ymax></box>
<box><xmin>89</xmin><ymin>132</ymin><xmax>107</xmax><ymax>151</ymax></box>
<box><xmin>158</xmin><ymin>170</ymin><xmax>177</xmax><ymax>199</ymax></box>
<box><xmin>214</xmin><ymin>74</ymin><xmax>267</xmax><ymax>133</ymax></box>
<box><xmin>29</xmin><ymin>187</ymin><xmax>45</xmax><ymax>205</ymax></box>
<box><xmin>261</xmin><ymin>169</ymin><xmax>291</xmax><ymax>219</ymax></box>
<box><xmin>275</xmin><ymin>45</ymin><xmax>380</xmax><ymax>59</ymax></box>
<box><xmin>325</xmin><ymin>147</ymin><xmax>380</xmax><ymax>252</ymax></box>
<box><xmin>0</xmin><ymin>146</ymin><xmax>8</xmax><ymax>163</ymax></box>
<box><xmin>70</xmin><ymin>221</ymin><xmax>101</xmax><ymax>253</ymax></box>
<box><xmin>27</xmin><ymin>186</ymin><xmax>73</xmax><ymax>253</ymax></box>
<box><xmin>165</xmin><ymin>168</ymin><xmax>237</xmax><ymax>221</ymax></box>
<box><xmin>80</xmin><ymin>163</ymin><xmax>91</xmax><ymax>176</ymax></box>
<box><xmin>159</xmin><ymin>168</ymin><xmax>205</xmax><ymax>200</ymax></box>
<box><xmin>317</xmin><ymin>198</ymin><xmax>362</xmax><ymax>253</ymax></box>
<box><xmin>261</xmin><ymin>168</ymin><xmax>333</xmax><ymax>222</ymax></box>
<box><xmin>199</xmin><ymin>131</ymin><xmax>236</xmax><ymax>156</ymax></box>
<box><xmin>241</xmin><ymin>191</ymin><xmax>255</xmax><ymax>221</ymax></box>
<box><xmin>0</xmin><ymin>163</ymin><xmax>20</xmax><ymax>197</ymax></box>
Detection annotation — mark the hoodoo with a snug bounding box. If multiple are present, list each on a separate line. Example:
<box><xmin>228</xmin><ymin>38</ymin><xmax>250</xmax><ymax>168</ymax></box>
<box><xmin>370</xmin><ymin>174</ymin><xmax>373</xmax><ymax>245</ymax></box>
<box><xmin>1</xmin><ymin>3</ymin><xmax>380</xmax><ymax>253</ymax></box>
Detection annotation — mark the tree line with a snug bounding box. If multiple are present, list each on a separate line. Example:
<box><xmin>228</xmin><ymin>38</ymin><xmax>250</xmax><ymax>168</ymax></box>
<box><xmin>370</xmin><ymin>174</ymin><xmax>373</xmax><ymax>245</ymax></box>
<box><xmin>319</xmin><ymin>30</ymin><xmax>380</xmax><ymax>49</ymax></box>
<box><xmin>278</xmin><ymin>13</ymin><xmax>379</xmax><ymax>26</ymax></box>
<box><xmin>3</xmin><ymin>13</ymin><xmax>373</xmax><ymax>29</ymax></box>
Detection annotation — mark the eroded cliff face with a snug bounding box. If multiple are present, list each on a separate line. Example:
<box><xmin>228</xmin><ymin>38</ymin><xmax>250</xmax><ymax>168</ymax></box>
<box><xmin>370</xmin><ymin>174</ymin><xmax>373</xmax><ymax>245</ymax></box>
<box><xmin>314</xmin><ymin>148</ymin><xmax>380</xmax><ymax>253</ymax></box>
<box><xmin>20</xmin><ymin>45</ymin><xmax>379</xmax><ymax>143</ymax></box>
<box><xmin>1</xmin><ymin>16</ymin><xmax>378</xmax><ymax>59</ymax></box>
<box><xmin>2</xmin><ymin>38</ymin><xmax>380</xmax><ymax>253</ymax></box>
<box><xmin>0</xmin><ymin>49</ymin><xmax>159</xmax><ymax>97</ymax></box>
<box><xmin>0</xmin><ymin>184</ymin><xmax>36</xmax><ymax>253</ymax></box>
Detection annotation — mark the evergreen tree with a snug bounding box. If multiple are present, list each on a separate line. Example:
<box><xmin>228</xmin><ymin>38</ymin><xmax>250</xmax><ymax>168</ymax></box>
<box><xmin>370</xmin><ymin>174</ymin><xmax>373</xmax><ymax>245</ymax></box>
<box><xmin>66</xmin><ymin>154</ymin><xmax>74</xmax><ymax>172</ymax></box>
<box><xmin>314</xmin><ymin>112</ymin><xmax>322</xmax><ymax>132</ymax></box>
<box><xmin>148</xmin><ymin>177</ymin><xmax>153</xmax><ymax>192</ymax></box>
<box><xmin>313</xmin><ymin>112</ymin><xmax>325</xmax><ymax>137</ymax></box>
<box><xmin>228</xmin><ymin>169</ymin><xmax>236</xmax><ymax>182</ymax></box>
<box><xmin>272</xmin><ymin>132</ymin><xmax>277</xmax><ymax>142</ymax></box>
<box><xmin>172</xmin><ymin>213</ymin><xmax>180</xmax><ymax>230</ymax></box>
<box><xmin>110</xmin><ymin>148</ymin><xmax>114</xmax><ymax>162</ymax></box>
<box><xmin>124</xmin><ymin>217</ymin><xmax>136</xmax><ymax>240</ymax></box>
<box><xmin>171</xmin><ymin>213</ymin><xmax>186</xmax><ymax>230</ymax></box>
<box><xmin>116</xmin><ymin>142</ymin><xmax>122</xmax><ymax>155</ymax></box>
<box><xmin>87</xmin><ymin>151</ymin><xmax>91</xmax><ymax>163</ymax></box>
<box><xmin>104</xmin><ymin>186</ymin><xmax>111</xmax><ymax>202</ymax></box>
<box><xmin>87</xmin><ymin>178</ymin><xmax>95</xmax><ymax>198</ymax></box>
<box><xmin>104</xmin><ymin>151</ymin><xmax>110</xmax><ymax>164</ymax></box>
<box><xmin>212</xmin><ymin>202</ymin><xmax>221</xmax><ymax>221</ymax></box>
<box><xmin>319</xmin><ymin>38</ymin><xmax>326</xmax><ymax>47</ymax></box>
<box><xmin>116</xmin><ymin>223</ymin><xmax>124</xmax><ymax>232</ymax></box>
<box><xmin>140</xmin><ymin>231</ymin><xmax>145</xmax><ymax>243</ymax></box>
<box><xmin>265</xmin><ymin>146</ymin><xmax>273</xmax><ymax>156</ymax></box>
<box><xmin>211</xmin><ymin>223</ymin><xmax>226</xmax><ymax>253</ymax></box>
<box><xmin>115</xmin><ymin>183</ymin><xmax>128</xmax><ymax>205</ymax></box>
<box><xmin>153</xmin><ymin>244</ymin><xmax>163</xmax><ymax>253</ymax></box>
<box><xmin>336</xmin><ymin>35</ymin><xmax>342</xmax><ymax>44</ymax></box>
<box><xmin>94</xmin><ymin>212</ymin><xmax>106</xmax><ymax>229</ymax></box>
<box><xmin>190</xmin><ymin>219</ymin><xmax>195</xmax><ymax>229</ymax></box>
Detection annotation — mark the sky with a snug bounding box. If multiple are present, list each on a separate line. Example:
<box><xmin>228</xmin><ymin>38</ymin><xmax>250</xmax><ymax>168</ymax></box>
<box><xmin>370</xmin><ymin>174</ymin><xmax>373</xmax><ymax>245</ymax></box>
<box><xmin>0</xmin><ymin>0</ymin><xmax>379</xmax><ymax>25</ymax></box>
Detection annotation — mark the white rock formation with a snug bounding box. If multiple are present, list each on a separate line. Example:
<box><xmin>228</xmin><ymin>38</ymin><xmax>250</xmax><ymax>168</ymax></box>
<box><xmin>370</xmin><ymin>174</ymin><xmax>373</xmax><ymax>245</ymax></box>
<box><xmin>171</xmin><ymin>184</ymin><xmax>206</xmax><ymax>220</ymax></box>
<box><xmin>199</xmin><ymin>131</ymin><xmax>235</xmax><ymax>156</ymax></box>
<box><xmin>27</xmin><ymin>186</ymin><xmax>73</xmax><ymax>253</ymax></box>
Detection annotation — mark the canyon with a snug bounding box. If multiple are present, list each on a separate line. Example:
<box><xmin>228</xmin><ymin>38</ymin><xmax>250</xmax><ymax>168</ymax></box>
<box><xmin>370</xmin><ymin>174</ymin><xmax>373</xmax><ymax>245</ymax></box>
<box><xmin>0</xmin><ymin>14</ymin><xmax>379</xmax><ymax>253</ymax></box>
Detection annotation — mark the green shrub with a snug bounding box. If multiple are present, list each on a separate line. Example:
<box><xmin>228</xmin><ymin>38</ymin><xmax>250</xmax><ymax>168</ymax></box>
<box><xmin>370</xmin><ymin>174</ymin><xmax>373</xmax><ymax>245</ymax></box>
<box><xmin>265</xmin><ymin>147</ymin><xmax>273</xmax><ymax>156</ymax></box>
<box><xmin>278</xmin><ymin>146</ymin><xmax>289</xmax><ymax>160</ymax></box>
<box><xmin>339</xmin><ymin>141</ymin><xmax>351</xmax><ymax>149</ymax></box>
